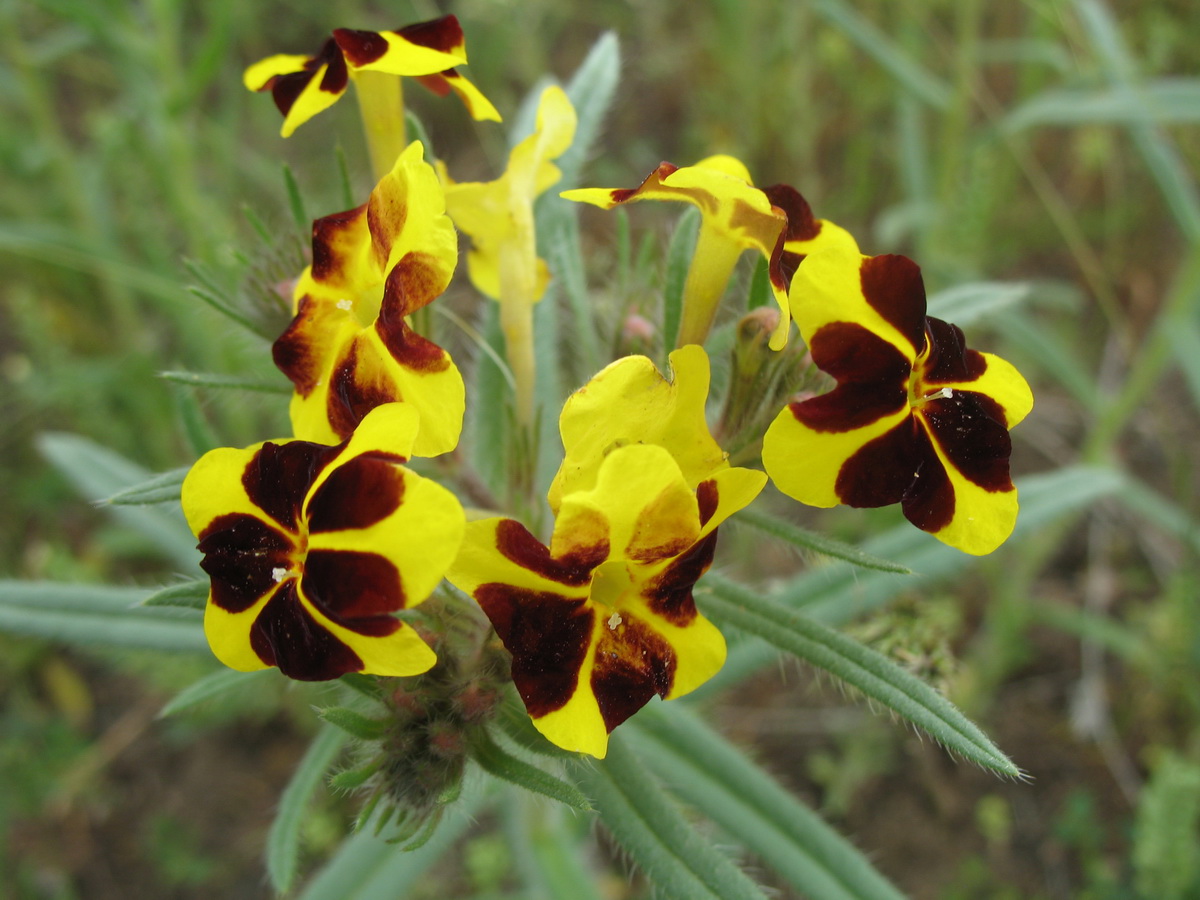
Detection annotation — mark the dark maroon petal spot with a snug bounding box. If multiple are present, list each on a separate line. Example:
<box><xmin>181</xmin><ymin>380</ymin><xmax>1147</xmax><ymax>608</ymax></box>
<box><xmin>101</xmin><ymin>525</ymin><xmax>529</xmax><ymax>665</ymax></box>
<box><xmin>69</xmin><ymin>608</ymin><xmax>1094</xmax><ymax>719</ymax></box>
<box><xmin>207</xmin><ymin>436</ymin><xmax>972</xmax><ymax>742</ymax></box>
<box><xmin>310</xmin><ymin>205</ymin><xmax>367</xmax><ymax>281</ymax></box>
<box><xmin>249</xmin><ymin>581</ymin><xmax>364</xmax><ymax>681</ymax></box>
<box><xmin>301</xmin><ymin>549</ymin><xmax>406</xmax><ymax>623</ymax></box>
<box><xmin>243</xmin><ymin>440</ymin><xmax>335</xmax><ymax>531</ymax></box>
<box><xmin>791</xmin><ymin>321</ymin><xmax>909</xmax><ymax>433</ymax></box>
<box><xmin>696</xmin><ymin>480</ymin><xmax>720</xmax><ymax>527</ymax></box>
<box><xmin>611</xmin><ymin>162</ymin><xmax>678</xmax><ymax>204</ymax></box>
<box><xmin>382</xmin><ymin>251</ymin><xmax>445</xmax><ymax>317</ymax></box>
<box><xmin>325</xmin><ymin>339</ymin><xmax>391</xmax><ymax>441</ymax></box>
<box><xmin>272</xmin><ymin>296</ymin><xmax>321</xmax><ymax>396</ymax></box>
<box><xmin>367</xmin><ymin>196</ymin><xmax>408</xmax><ymax>273</ymax></box>
<box><xmin>762</xmin><ymin>184</ymin><xmax>822</xmax><ymax>242</ymax></box>
<box><xmin>835</xmin><ymin>417</ymin><xmax>922</xmax><ymax>508</ymax></box>
<box><xmin>307</xmin><ymin>454</ymin><xmax>406</xmax><ymax>533</ymax></box>
<box><xmin>495</xmin><ymin>519</ymin><xmax>605</xmax><ymax>587</ymax></box>
<box><xmin>197</xmin><ymin>513</ymin><xmax>293</xmax><ymax>613</ymax></box>
<box><xmin>396</xmin><ymin>15</ymin><xmax>463</xmax><ymax>54</ymax></box>
<box><xmin>859</xmin><ymin>255</ymin><xmax>928</xmax><ymax>357</ymax></box>
<box><xmin>899</xmin><ymin>429</ymin><xmax>956</xmax><ymax>534</ymax></box>
<box><xmin>332</xmin><ymin>28</ymin><xmax>388</xmax><ymax>67</ymax></box>
<box><xmin>919</xmin><ymin>392</ymin><xmax>1014</xmax><ymax>492</ymax></box>
<box><xmin>414</xmin><ymin>72</ymin><xmax>454</xmax><ymax>98</ymax></box>
<box><xmin>642</xmin><ymin>531</ymin><xmax>716</xmax><ymax>626</ymax></box>
<box><xmin>792</xmin><ymin>383</ymin><xmax>907</xmax><ymax>434</ymax></box>
<box><xmin>774</xmin><ymin>249</ymin><xmax>804</xmax><ymax>289</ymax></box>
<box><xmin>591</xmin><ymin>616</ymin><xmax>676</xmax><ymax>734</ymax></box>
<box><xmin>921</xmin><ymin>317</ymin><xmax>988</xmax><ymax>385</ymax></box>
<box><xmin>476</xmin><ymin>584</ymin><xmax>593</xmax><ymax>718</ymax></box>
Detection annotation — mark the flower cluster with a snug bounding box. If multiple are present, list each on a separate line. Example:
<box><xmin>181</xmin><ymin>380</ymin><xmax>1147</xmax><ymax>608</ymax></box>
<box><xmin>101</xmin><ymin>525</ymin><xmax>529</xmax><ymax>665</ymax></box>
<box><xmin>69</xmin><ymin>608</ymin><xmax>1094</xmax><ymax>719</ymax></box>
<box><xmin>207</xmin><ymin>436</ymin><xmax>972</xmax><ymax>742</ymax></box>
<box><xmin>184</xmin><ymin>15</ymin><xmax>1034</xmax><ymax>773</ymax></box>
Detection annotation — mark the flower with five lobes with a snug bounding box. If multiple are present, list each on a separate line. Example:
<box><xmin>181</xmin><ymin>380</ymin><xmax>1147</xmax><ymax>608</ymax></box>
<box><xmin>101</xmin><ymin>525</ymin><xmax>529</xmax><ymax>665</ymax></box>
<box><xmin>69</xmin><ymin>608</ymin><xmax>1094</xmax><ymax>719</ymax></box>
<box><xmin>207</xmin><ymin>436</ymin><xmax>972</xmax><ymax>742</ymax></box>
<box><xmin>273</xmin><ymin>141</ymin><xmax>464</xmax><ymax>458</ymax></box>
<box><xmin>243</xmin><ymin>15</ymin><xmax>500</xmax><ymax>138</ymax></box>
<box><xmin>449</xmin><ymin>349</ymin><xmax>766</xmax><ymax>758</ymax></box>
<box><xmin>562</xmin><ymin>155</ymin><xmax>857</xmax><ymax>350</ymax></box>
<box><xmin>182</xmin><ymin>404</ymin><xmax>465</xmax><ymax>682</ymax></box>
<box><xmin>761</xmin><ymin>249</ymin><xmax>1034</xmax><ymax>556</ymax></box>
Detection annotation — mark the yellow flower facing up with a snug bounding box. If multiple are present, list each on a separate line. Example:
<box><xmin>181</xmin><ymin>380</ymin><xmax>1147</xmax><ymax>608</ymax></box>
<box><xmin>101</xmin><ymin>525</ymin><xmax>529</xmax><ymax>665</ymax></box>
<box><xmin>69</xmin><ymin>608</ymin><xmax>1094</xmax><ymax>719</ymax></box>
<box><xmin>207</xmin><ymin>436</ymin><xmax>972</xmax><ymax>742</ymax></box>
<box><xmin>182</xmin><ymin>404</ymin><xmax>465</xmax><ymax>681</ymax></box>
<box><xmin>449</xmin><ymin>443</ymin><xmax>765</xmax><ymax>758</ymax></box>
<box><xmin>563</xmin><ymin>156</ymin><xmax>857</xmax><ymax>350</ymax></box>
<box><xmin>442</xmin><ymin>85</ymin><xmax>578</xmax><ymax>425</ymax></box>
<box><xmin>243</xmin><ymin>15</ymin><xmax>500</xmax><ymax>138</ymax></box>
<box><xmin>761</xmin><ymin>249</ymin><xmax>1034</xmax><ymax>555</ymax></box>
<box><xmin>547</xmin><ymin>344</ymin><xmax>729</xmax><ymax>513</ymax></box>
<box><xmin>272</xmin><ymin>141</ymin><xmax>464</xmax><ymax>458</ymax></box>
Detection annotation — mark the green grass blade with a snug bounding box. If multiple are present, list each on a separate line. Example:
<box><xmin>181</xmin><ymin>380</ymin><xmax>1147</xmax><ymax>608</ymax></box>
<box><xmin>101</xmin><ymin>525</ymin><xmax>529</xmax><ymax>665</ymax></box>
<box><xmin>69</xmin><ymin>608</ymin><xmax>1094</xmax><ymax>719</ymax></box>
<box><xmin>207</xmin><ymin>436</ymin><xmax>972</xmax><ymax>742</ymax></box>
<box><xmin>1168</xmin><ymin>318</ymin><xmax>1200</xmax><ymax>410</ymax></box>
<box><xmin>38</xmin><ymin>432</ymin><xmax>198</xmax><ymax>568</ymax></box>
<box><xmin>572</xmin><ymin>735</ymin><xmax>770</xmax><ymax>900</ymax></box>
<box><xmin>101</xmin><ymin>466</ymin><xmax>188</xmax><ymax>506</ymax></box>
<box><xmin>0</xmin><ymin>580</ymin><xmax>206</xmax><ymax>652</ymax></box>
<box><xmin>631</xmin><ymin>704</ymin><xmax>907</xmax><ymax>900</ymax></box>
<box><xmin>268</xmin><ymin>725</ymin><xmax>349</xmax><ymax>895</ymax></box>
<box><xmin>1003</xmin><ymin>79</ymin><xmax>1200</xmax><ymax>131</ymax></box>
<box><xmin>927</xmin><ymin>281</ymin><xmax>1033</xmax><ymax>327</ymax></box>
<box><xmin>815</xmin><ymin>0</ymin><xmax>951</xmax><ymax>109</ymax></box>
<box><xmin>159</xmin><ymin>668</ymin><xmax>274</xmax><ymax>718</ymax></box>
<box><xmin>158</xmin><ymin>370</ymin><xmax>292</xmax><ymax>393</ymax></box>
<box><xmin>662</xmin><ymin>207</ymin><xmax>700</xmax><ymax>354</ymax></box>
<box><xmin>702</xmin><ymin>573</ymin><xmax>1018</xmax><ymax>776</ymax></box>
<box><xmin>734</xmin><ymin>507</ymin><xmax>912</xmax><ymax>574</ymax></box>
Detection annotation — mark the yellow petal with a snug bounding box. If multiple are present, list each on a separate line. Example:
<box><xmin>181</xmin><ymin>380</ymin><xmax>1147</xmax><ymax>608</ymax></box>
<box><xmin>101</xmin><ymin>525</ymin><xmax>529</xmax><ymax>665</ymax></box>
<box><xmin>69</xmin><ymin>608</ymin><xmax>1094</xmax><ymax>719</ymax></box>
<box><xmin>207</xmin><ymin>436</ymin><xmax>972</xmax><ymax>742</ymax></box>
<box><xmin>243</xmin><ymin>54</ymin><xmax>309</xmax><ymax>91</ymax></box>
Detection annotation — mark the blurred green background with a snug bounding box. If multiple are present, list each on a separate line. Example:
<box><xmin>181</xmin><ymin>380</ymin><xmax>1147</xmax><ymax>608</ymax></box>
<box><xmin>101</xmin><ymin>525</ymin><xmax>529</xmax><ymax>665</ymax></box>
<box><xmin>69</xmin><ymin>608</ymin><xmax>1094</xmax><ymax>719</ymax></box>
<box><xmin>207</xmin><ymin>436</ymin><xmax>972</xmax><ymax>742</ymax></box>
<box><xmin>3</xmin><ymin>0</ymin><xmax>1199</xmax><ymax>897</ymax></box>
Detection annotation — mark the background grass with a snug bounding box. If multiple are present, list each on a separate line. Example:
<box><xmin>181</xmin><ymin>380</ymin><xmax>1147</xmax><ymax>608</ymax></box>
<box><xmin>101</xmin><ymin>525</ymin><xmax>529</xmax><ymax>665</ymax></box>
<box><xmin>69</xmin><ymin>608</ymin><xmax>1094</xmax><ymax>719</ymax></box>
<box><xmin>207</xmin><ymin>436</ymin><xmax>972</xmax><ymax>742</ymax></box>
<box><xmin>2</xmin><ymin>0</ymin><xmax>1199</xmax><ymax>897</ymax></box>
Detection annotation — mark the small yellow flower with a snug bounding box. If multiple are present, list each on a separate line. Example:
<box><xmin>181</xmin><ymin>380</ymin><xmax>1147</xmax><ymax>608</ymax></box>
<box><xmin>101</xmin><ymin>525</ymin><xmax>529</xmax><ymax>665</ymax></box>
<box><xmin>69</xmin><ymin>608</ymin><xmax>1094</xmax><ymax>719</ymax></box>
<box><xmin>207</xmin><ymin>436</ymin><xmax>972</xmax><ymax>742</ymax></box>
<box><xmin>182</xmin><ymin>404</ymin><xmax>465</xmax><ymax>681</ymax></box>
<box><xmin>243</xmin><ymin>15</ymin><xmax>499</xmax><ymax>138</ymax></box>
<box><xmin>272</xmin><ymin>142</ymin><xmax>464</xmax><ymax>459</ymax></box>
<box><xmin>762</xmin><ymin>249</ymin><xmax>1034</xmax><ymax>555</ymax></box>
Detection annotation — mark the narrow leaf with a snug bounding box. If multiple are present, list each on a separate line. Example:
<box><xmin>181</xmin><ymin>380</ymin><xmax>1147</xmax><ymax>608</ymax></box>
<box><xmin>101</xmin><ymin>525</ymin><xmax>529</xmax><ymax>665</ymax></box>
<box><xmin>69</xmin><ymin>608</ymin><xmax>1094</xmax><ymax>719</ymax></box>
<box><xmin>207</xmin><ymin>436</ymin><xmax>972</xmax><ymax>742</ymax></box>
<box><xmin>557</xmin><ymin>32</ymin><xmax>620</xmax><ymax>189</ymax></box>
<box><xmin>316</xmin><ymin>706</ymin><xmax>390</xmax><ymax>741</ymax></box>
<box><xmin>926</xmin><ymin>281</ymin><xmax>1033</xmax><ymax>327</ymax></box>
<box><xmin>140</xmin><ymin>579</ymin><xmax>208</xmax><ymax>610</ymax></box>
<box><xmin>159</xmin><ymin>370</ymin><xmax>291</xmax><ymax>394</ymax></box>
<box><xmin>571</xmin><ymin>735</ymin><xmax>770</xmax><ymax>900</ymax></box>
<box><xmin>339</xmin><ymin>673</ymin><xmax>385</xmax><ymax>703</ymax></box>
<box><xmin>1003</xmin><ymin>79</ymin><xmax>1200</xmax><ymax>131</ymax></box>
<box><xmin>662</xmin><ymin>207</ymin><xmax>700</xmax><ymax>354</ymax></box>
<box><xmin>101</xmin><ymin>466</ymin><xmax>188</xmax><ymax>506</ymax></box>
<box><xmin>267</xmin><ymin>725</ymin><xmax>348</xmax><ymax>894</ymax></box>
<box><xmin>701</xmin><ymin>573</ymin><xmax>1019</xmax><ymax>777</ymax></box>
<box><xmin>159</xmin><ymin>667</ymin><xmax>274</xmax><ymax>718</ymax></box>
<box><xmin>631</xmin><ymin>704</ymin><xmax>907</xmax><ymax>900</ymax></box>
<box><xmin>469</xmin><ymin>728</ymin><xmax>592</xmax><ymax>810</ymax></box>
<box><xmin>282</xmin><ymin>162</ymin><xmax>309</xmax><ymax>235</ymax></box>
<box><xmin>734</xmin><ymin>507</ymin><xmax>912</xmax><ymax>574</ymax></box>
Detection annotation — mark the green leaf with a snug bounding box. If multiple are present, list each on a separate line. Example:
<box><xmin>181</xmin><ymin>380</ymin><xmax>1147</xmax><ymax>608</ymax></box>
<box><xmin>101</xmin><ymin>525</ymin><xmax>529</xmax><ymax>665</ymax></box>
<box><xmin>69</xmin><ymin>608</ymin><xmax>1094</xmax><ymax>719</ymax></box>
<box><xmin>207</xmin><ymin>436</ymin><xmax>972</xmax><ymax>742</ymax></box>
<box><xmin>556</xmin><ymin>31</ymin><xmax>620</xmax><ymax>190</ymax></box>
<box><xmin>159</xmin><ymin>667</ymin><xmax>274</xmax><ymax>718</ymax></box>
<box><xmin>140</xmin><ymin>579</ymin><xmax>208</xmax><ymax>610</ymax></box>
<box><xmin>631</xmin><ymin>704</ymin><xmax>907</xmax><ymax>900</ymax></box>
<box><xmin>329</xmin><ymin>760</ymin><xmax>383</xmax><ymax>792</ymax></box>
<box><xmin>101</xmin><ymin>466</ymin><xmax>189</xmax><ymax>506</ymax></box>
<box><xmin>701</xmin><ymin>573</ymin><xmax>1019</xmax><ymax>776</ymax></box>
<box><xmin>469</xmin><ymin>728</ymin><xmax>592</xmax><ymax>811</ymax></box>
<box><xmin>525</xmin><ymin>805</ymin><xmax>607</xmax><ymax>900</ymax></box>
<box><xmin>268</xmin><ymin>725</ymin><xmax>349</xmax><ymax>894</ymax></box>
<box><xmin>339</xmin><ymin>673</ymin><xmax>386</xmax><ymax>703</ymax></box>
<box><xmin>1168</xmin><ymin>318</ymin><xmax>1200</xmax><ymax>410</ymax></box>
<box><xmin>37</xmin><ymin>432</ymin><xmax>198</xmax><ymax>568</ymax></box>
<box><xmin>282</xmin><ymin>162</ymin><xmax>309</xmax><ymax>235</ymax></box>
<box><xmin>662</xmin><ymin>207</ymin><xmax>700</xmax><ymax>354</ymax></box>
<box><xmin>926</xmin><ymin>281</ymin><xmax>1033</xmax><ymax>328</ymax></box>
<box><xmin>0</xmin><ymin>580</ymin><xmax>207</xmax><ymax>653</ymax></box>
<box><xmin>1115</xmin><ymin>473</ymin><xmax>1200</xmax><ymax>555</ymax></box>
<box><xmin>543</xmin><ymin>205</ymin><xmax>601</xmax><ymax>382</ymax></box>
<box><xmin>296</xmin><ymin>778</ymin><xmax>487</xmax><ymax>900</ymax></box>
<box><xmin>158</xmin><ymin>370</ymin><xmax>291</xmax><ymax>394</ymax></box>
<box><xmin>571</xmin><ymin>735</ymin><xmax>770</xmax><ymax>900</ymax></box>
<box><xmin>734</xmin><ymin>507</ymin><xmax>912</xmax><ymax>574</ymax></box>
<box><xmin>1003</xmin><ymin>79</ymin><xmax>1200</xmax><ymax>131</ymax></box>
<box><xmin>316</xmin><ymin>706</ymin><xmax>390</xmax><ymax>741</ymax></box>
<box><xmin>746</xmin><ymin>256</ymin><xmax>771</xmax><ymax>310</ymax></box>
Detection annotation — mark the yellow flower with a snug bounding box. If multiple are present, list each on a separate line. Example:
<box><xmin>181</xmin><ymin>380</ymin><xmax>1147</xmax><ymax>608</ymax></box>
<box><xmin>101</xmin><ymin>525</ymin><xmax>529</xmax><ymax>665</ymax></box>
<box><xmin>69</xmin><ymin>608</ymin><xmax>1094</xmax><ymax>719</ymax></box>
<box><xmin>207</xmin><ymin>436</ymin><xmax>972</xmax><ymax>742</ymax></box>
<box><xmin>272</xmin><ymin>141</ymin><xmax>464</xmax><ymax>458</ymax></box>
<box><xmin>243</xmin><ymin>15</ymin><xmax>499</xmax><ymax>138</ymax></box>
<box><xmin>761</xmin><ymin>249</ymin><xmax>1034</xmax><ymax>555</ymax></box>
<box><xmin>563</xmin><ymin>156</ymin><xmax>857</xmax><ymax>349</ymax></box>
<box><xmin>449</xmin><ymin>443</ymin><xmax>764</xmax><ymax>757</ymax></box>
<box><xmin>182</xmin><ymin>404</ymin><xmax>465</xmax><ymax>681</ymax></box>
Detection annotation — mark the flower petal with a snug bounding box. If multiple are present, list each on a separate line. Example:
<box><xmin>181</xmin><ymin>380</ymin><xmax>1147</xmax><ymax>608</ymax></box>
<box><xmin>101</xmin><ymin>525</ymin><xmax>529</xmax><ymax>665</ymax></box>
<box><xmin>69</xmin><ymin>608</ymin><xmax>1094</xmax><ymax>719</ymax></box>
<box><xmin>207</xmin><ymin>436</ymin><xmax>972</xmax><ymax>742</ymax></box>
<box><xmin>549</xmin><ymin>345</ymin><xmax>728</xmax><ymax>512</ymax></box>
<box><xmin>334</xmin><ymin>17</ymin><xmax>468</xmax><ymax>74</ymax></box>
<box><xmin>415</xmin><ymin>69</ymin><xmax>502</xmax><ymax>122</ymax></box>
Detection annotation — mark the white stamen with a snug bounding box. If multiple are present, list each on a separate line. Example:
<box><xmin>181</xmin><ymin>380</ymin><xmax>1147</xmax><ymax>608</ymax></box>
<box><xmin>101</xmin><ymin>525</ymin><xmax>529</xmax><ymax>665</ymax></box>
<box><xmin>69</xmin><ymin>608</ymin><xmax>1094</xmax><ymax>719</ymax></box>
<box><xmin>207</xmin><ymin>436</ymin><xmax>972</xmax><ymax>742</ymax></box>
<box><xmin>271</xmin><ymin>567</ymin><xmax>289</xmax><ymax>583</ymax></box>
<box><xmin>607</xmin><ymin>612</ymin><xmax>623</xmax><ymax>630</ymax></box>
<box><xmin>336</xmin><ymin>298</ymin><xmax>353</xmax><ymax>311</ymax></box>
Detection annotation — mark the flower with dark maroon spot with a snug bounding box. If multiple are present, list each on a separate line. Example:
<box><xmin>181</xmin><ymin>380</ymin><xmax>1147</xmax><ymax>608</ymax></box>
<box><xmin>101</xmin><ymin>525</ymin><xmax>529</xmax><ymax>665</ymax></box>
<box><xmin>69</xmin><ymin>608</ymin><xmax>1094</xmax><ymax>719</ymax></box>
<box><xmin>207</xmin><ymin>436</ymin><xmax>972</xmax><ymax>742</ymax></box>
<box><xmin>182</xmin><ymin>404</ymin><xmax>464</xmax><ymax>681</ymax></box>
<box><xmin>562</xmin><ymin>155</ymin><xmax>857</xmax><ymax>349</ymax></box>
<box><xmin>243</xmin><ymin>15</ymin><xmax>500</xmax><ymax>138</ymax></box>
<box><xmin>761</xmin><ymin>249</ymin><xmax>1034</xmax><ymax>555</ymax></box>
<box><xmin>272</xmin><ymin>141</ymin><xmax>464</xmax><ymax>458</ymax></box>
<box><xmin>448</xmin><ymin>443</ymin><xmax>765</xmax><ymax>758</ymax></box>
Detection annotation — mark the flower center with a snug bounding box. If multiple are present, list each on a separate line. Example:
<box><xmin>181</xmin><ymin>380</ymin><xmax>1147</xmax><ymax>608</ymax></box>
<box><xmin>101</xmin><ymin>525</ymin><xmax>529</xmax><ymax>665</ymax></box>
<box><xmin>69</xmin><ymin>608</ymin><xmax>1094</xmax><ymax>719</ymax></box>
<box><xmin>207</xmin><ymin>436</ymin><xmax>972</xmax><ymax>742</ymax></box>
<box><xmin>907</xmin><ymin>368</ymin><xmax>954</xmax><ymax>410</ymax></box>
